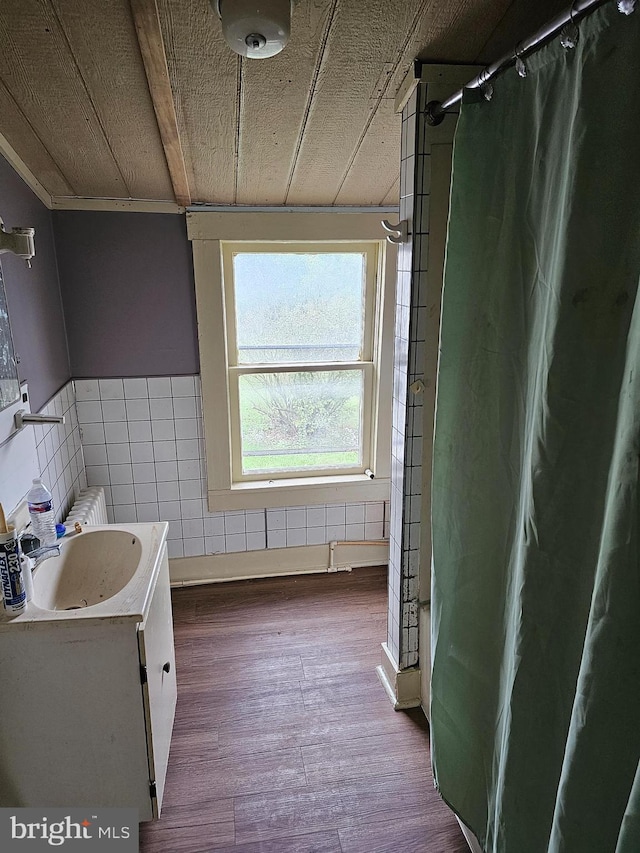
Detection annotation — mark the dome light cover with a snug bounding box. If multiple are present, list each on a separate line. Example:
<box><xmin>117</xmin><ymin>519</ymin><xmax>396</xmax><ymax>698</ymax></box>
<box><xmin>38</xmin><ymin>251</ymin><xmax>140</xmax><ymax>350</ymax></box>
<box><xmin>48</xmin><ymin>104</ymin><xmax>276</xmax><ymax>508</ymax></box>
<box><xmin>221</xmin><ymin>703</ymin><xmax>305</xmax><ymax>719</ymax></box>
<box><xmin>215</xmin><ymin>0</ymin><xmax>293</xmax><ymax>59</ymax></box>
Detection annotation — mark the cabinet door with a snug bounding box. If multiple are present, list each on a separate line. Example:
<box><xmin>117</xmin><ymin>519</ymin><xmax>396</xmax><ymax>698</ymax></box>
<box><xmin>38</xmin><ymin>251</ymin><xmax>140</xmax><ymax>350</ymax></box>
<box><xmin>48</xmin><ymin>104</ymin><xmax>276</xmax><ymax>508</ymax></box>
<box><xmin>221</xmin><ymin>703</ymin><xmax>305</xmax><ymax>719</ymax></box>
<box><xmin>138</xmin><ymin>545</ymin><xmax>177</xmax><ymax>817</ymax></box>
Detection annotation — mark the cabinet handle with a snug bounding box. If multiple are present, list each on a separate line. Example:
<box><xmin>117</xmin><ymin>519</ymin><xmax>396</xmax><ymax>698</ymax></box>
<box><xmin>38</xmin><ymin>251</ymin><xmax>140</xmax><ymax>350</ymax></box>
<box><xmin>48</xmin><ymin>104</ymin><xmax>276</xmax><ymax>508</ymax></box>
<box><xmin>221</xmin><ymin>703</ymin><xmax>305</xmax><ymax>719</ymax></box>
<box><xmin>162</xmin><ymin>662</ymin><xmax>171</xmax><ymax>674</ymax></box>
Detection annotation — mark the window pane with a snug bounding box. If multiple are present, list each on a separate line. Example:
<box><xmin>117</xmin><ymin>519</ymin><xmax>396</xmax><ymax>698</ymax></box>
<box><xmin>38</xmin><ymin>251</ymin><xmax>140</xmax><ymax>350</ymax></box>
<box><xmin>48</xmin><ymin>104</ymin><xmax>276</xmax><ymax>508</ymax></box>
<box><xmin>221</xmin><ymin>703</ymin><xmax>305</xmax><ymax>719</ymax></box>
<box><xmin>233</xmin><ymin>252</ymin><xmax>366</xmax><ymax>363</ymax></box>
<box><xmin>238</xmin><ymin>370</ymin><xmax>363</xmax><ymax>474</ymax></box>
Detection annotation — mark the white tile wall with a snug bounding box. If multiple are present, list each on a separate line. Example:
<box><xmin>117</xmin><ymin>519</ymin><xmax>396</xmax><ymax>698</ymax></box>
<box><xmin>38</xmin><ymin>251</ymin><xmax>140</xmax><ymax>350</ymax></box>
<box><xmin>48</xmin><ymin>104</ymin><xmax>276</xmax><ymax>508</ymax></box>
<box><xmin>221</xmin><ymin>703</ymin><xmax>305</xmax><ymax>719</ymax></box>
<box><xmin>388</xmin><ymin>82</ymin><xmax>431</xmax><ymax>669</ymax></box>
<box><xmin>75</xmin><ymin>376</ymin><xmax>389</xmax><ymax>561</ymax></box>
<box><xmin>32</xmin><ymin>381</ymin><xmax>87</xmax><ymax>523</ymax></box>
<box><xmin>0</xmin><ymin>381</ymin><xmax>86</xmax><ymax>524</ymax></box>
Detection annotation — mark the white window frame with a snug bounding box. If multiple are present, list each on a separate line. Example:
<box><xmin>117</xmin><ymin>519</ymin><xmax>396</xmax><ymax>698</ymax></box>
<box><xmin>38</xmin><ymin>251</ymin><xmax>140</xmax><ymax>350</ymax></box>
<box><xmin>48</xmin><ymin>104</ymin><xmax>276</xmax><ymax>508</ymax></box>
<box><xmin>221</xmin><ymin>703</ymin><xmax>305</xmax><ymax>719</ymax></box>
<box><xmin>187</xmin><ymin>211</ymin><xmax>395</xmax><ymax>510</ymax></box>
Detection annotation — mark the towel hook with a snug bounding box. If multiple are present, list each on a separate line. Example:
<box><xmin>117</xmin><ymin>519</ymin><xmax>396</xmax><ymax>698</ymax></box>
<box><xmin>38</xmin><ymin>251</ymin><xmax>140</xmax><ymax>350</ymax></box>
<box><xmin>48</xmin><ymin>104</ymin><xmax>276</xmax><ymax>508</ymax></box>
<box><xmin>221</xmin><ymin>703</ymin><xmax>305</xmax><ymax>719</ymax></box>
<box><xmin>381</xmin><ymin>218</ymin><xmax>408</xmax><ymax>244</ymax></box>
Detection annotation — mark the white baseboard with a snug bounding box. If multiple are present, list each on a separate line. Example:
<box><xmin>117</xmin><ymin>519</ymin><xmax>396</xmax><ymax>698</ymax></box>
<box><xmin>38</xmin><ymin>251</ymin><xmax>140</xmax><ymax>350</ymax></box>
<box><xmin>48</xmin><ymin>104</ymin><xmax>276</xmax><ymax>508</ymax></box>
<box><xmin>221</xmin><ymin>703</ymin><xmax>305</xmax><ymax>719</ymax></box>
<box><xmin>169</xmin><ymin>541</ymin><xmax>389</xmax><ymax>585</ymax></box>
<box><xmin>375</xmin><ymin>641</ymin><xmax>421</xmax><ymax>709</ymax></box>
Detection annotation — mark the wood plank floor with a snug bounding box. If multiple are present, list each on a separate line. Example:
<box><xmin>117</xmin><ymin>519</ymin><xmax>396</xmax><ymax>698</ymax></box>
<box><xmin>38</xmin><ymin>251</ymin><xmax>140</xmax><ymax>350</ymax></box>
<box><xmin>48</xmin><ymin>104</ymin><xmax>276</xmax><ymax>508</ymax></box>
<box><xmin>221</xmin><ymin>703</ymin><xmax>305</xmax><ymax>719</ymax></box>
<box><xmin>140</xmin><ymin>567</ymin><xmax>468</xmax><ymax>853</ymax></box>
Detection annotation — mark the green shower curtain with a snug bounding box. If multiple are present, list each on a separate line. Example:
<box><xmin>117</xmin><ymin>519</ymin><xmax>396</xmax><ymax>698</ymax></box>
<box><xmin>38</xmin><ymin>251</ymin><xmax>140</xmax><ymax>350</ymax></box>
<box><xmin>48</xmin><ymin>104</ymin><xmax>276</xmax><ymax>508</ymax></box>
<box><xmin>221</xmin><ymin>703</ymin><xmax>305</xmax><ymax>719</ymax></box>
<box><xmin>430</xmin><ymin>4</ymin><xmax>640</xmax><ymax>852</ymax></box>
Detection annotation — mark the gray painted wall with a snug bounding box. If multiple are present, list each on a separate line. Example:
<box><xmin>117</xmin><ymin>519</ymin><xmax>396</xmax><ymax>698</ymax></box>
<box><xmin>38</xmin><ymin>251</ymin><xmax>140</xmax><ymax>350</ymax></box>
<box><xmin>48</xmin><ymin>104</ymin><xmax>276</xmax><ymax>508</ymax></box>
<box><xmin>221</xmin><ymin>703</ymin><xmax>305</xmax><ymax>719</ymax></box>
<box><xmin>54</xmin><ymin>210</ymin><xmax>198</xmax><ymax>378</ymax></box>
<box><xmin>0</xmin><ymin>155</ymin><xmax>70</xmax><ymax>411</ymax></box>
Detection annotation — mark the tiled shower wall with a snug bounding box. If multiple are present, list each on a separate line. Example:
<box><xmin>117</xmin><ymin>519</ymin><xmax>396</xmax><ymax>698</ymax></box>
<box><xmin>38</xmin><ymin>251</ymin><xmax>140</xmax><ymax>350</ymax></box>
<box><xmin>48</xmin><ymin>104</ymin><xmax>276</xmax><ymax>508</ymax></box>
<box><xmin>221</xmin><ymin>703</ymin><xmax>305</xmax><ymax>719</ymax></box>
<box><xmin>388</xmin><ymin>66</ymin><xmax>478</xmax><ymax>672</ymax></box>
<box><xmin>387</xmin><ymin>83</ymin><xmax>428</xmax><ymax>669</ymax></box>
<box><xmin>75</xmin><ymin>376</ymin><xmax>389</xmax><ymax>560</ymax></box>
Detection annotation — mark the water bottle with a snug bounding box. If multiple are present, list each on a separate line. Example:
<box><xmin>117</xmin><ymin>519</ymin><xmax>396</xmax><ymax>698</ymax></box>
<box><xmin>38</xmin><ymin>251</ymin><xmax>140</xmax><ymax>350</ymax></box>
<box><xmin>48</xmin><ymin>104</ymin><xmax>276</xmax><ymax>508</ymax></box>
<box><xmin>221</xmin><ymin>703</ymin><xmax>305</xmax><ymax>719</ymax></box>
<box><xmin>26</xmin><ymin>478</ymin><xmax>57</xmax><ymax>547</ymax></box>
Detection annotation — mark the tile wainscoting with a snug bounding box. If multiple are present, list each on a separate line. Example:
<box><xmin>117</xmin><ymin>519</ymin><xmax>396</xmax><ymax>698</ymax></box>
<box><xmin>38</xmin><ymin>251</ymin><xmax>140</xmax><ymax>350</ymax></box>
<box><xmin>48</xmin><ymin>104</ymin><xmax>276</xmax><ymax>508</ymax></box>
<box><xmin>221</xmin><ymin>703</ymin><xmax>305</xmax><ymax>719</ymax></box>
<box><xmin>35</xmin><ymin>381</ymin><xmax>88</xmax><ymax>523</ymax></box>
<box><xmin>0</xmin><ymin>380</ymin><xmax>88</xmax><ymax>522</ymax></box>
<box><xmin>75</xmin><ymin>376</ymin><xmax>390</xmax><ymax>561</ymax></box>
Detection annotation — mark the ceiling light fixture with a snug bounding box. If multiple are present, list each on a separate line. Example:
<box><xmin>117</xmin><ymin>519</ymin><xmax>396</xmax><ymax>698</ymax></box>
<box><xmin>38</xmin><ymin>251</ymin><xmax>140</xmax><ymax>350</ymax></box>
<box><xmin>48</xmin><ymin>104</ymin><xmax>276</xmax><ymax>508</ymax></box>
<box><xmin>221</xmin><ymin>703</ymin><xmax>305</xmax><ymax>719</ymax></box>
<box><xmin>214</xmin><ymin>0</ymin><xmax>293</xmax><ymax>60</ymax></box>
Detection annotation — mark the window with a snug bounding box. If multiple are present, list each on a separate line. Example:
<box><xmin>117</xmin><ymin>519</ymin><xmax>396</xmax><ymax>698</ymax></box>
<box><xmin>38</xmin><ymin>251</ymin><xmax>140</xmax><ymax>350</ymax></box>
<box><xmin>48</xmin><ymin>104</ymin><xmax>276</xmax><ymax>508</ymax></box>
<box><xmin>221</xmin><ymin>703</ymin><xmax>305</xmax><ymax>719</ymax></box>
<box><xmin>188</xmin><ymin>212</ymin><xmax>394</xmax><ymax>510</ymax></box>
<box><xmin>225</xmin><ymin>242</ymin><xmax>378</xmax><ymax>480</ymax></box>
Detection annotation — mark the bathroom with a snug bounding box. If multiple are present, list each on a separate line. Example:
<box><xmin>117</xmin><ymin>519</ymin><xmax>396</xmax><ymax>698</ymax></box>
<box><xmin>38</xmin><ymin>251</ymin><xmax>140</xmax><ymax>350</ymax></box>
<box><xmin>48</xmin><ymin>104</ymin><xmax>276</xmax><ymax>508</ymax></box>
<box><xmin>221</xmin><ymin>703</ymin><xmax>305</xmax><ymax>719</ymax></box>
<box><xmin>0</xmin><ymin>145</ymin><xmax>440</xmax><ymax>848</ymax></box>
<box><xmin>1</xmin><ymin>1</ymin><xmax>639</xmax><ymax>852</ymax></box>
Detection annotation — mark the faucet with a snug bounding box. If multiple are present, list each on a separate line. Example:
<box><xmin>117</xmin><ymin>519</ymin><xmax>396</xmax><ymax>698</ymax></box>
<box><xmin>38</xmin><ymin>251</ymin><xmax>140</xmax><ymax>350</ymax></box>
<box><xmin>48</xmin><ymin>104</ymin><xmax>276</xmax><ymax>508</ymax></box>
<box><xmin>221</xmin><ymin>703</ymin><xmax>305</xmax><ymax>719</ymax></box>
<box><xmin>19</xmin><ymin>534</ymin><xmax>61</xmax><ymax>569</ymax></box>
<box><xmin>14</xmin><ymin>411</ymin><xmax>65</xmax><ymax>429</ymax></box>
<box><xmin>26</xmin><ymin>545</ymin><xmax>61</xmax><ymax>569</ymax></box>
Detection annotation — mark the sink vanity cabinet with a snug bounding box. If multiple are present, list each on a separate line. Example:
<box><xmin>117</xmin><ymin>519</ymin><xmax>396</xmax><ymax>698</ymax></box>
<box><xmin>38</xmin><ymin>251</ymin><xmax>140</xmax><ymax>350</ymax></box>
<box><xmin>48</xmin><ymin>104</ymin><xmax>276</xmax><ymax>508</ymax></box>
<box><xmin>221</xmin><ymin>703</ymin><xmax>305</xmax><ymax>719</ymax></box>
<box><xmin>137</xmin><ymin>543</ymin><xmax>177</xmax><ymax>816</ymax></box>
<box><xmin>0</xmin><ymin>523</ymin><xmax>176</xmax><ymax>821</ymax></box>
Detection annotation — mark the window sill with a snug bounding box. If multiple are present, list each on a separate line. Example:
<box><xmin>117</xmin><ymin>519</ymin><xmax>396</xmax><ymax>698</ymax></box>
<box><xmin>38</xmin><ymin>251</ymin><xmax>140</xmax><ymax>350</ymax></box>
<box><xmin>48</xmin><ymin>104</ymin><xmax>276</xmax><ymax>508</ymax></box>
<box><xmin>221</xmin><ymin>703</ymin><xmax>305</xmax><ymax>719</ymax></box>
<box><xmin>207</xmin><ymin>474</ymin><xmax>391</xmax><ymax>511</ymax></box>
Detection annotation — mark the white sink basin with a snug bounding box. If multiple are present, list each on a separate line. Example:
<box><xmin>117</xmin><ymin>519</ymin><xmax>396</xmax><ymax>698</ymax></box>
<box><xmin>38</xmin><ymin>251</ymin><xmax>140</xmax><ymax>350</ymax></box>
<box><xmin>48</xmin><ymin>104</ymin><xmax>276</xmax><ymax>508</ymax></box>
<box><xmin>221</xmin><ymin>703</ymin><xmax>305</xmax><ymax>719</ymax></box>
<box><xmin>0</xmin><ymin>523</ymin><xmax>169</xmax><ymax>627</ymax></box>
<box><xmin>33</xmin><ymin>529</ymin><xmax>143</xmax><ymax>611</ymax></box>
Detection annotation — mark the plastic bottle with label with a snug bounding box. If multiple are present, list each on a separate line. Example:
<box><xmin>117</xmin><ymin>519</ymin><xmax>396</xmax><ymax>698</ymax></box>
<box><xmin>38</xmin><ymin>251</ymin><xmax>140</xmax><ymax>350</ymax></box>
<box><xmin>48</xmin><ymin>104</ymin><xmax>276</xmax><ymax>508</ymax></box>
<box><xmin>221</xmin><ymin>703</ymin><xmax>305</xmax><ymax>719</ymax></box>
<box><xmin>0</xmin><ymin>528</ymin><xmax>26</xmax><ymax>615</ymax></box>
<box><xmin>26</xmin><ymin>478</ymin><xmax>57</xmax><ymax>547</ymax></box>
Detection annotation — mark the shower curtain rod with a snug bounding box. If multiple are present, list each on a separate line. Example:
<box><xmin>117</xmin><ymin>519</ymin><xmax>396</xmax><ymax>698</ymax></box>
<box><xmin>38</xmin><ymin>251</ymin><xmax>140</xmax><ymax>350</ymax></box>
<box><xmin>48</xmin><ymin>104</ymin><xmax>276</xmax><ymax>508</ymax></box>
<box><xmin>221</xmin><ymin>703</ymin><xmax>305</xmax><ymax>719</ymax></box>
<box><xmin>426</xmin><ymin>0</ymin><xmax>611</xmax><ymax>125</ymax></box>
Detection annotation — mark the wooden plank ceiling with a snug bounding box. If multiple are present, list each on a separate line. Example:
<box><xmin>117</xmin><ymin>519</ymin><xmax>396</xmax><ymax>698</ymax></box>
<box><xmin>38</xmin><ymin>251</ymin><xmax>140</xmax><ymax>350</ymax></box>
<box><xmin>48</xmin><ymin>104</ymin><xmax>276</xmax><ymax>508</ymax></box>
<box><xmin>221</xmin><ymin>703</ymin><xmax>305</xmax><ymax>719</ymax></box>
<box><xmin>0</xmin><ymin>0</ymin><xmax>568</xmax><ymax>208</ymax></box>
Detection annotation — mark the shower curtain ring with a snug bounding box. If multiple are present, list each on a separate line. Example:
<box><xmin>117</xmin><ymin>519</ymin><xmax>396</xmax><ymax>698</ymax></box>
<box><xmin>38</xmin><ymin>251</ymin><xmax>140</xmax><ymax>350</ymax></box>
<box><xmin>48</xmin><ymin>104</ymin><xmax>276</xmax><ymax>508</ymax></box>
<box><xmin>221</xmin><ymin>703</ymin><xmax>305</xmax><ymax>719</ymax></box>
<box><xmin>514</xmin><ymin>41</ymin><xmax>527</xmax><ymax>78</ymax></box>
<box><xmin>479</xmin><ymin>67</ymin><xmax>494</xmax><ymax>102</ymax></box>
<box><xmin>617</xmin><ymin>0</ymin><xmax>636</xmax><ymax>14</ymax></box>
<box><xmin>560</xmin><ymin>1</ymin><xmax>580</xmax><ymax>49</ymax></box>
